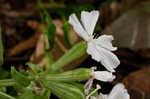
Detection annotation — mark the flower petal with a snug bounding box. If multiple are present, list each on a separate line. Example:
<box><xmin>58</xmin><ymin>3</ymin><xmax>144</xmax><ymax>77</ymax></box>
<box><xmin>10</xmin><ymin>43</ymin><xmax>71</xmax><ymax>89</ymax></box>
<box><xmin>87</xmin><ymin>42</ymin><xmax>120</xmax><ymax>72</ymax></box>
<box><xmin>108</xmin><ymin>83</ymin><xmax>130</xmax><ymax>99</ymax></box>
<box><xmin>69</xmin><ymin>13</ymin><xmax>89</xmax><ymax>41</ymax></box>
<box><xmin>93</xmin><ymin>71</ymin><xmax>115</xmax><ymax>82</ymax></box>
<box><xmin>81</xmin><ymin>10</ymin><xmax>99</xmax><ymax>35</ymax></box>
<box><xmin>87</xmin><ymin>42</ymin><xmax>103</xmax><ymax>62</ymax></box>
<box><xmin>96</xmin><ymin>46</ymin><xmax>120</xmax><ymax>72</ymax></box>
<box><xmin>95</xmin><ymin>35</ymin><xmax>117</xmax><ymax>51</ymax></box>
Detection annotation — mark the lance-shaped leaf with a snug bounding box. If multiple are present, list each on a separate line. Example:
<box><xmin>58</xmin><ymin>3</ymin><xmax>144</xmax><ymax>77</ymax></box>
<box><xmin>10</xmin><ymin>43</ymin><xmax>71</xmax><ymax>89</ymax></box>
<box><xmin>41</xmin><ymin>81</ymin><xmax>85</xmax><ymax>99</ymax></box>
<box><xmin>47</xmin><ymin>41</ymin><xmax>87</xmax><ymax>72</ymax></box>
<box><xmin>41</xmin><ymin>68</ymin><xmax>92</xmax><ymax>82</ymax></box>
<box><xmin>0</xmin><ymin>27</ymin><xmax>3</xmax><ymax>65</ymax></box>
<box><xmin>62</xmin><ymin>21</ymin><xmax>73</xmax><ymax>48</ymax></box>
<box><xmin>43</xmin><ymin>9</ymin><xmax>56</xmax><ymax>51</ymax></box>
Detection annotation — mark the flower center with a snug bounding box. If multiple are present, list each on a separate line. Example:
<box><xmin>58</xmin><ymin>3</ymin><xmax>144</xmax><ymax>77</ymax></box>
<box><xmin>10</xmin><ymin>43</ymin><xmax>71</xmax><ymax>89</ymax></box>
<box><xmin>88</xmin><ymin>35</ymin><xmax>95</xmax><ymax>43</ymax></box>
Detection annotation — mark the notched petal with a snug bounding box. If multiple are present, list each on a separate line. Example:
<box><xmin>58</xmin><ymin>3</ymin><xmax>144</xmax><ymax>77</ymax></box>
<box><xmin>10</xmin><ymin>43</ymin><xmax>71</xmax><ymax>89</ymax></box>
<box><xmin>81</xmin><ymin>10</ymin><xmax>99</xmax><ymax>36</ymax></box>
<box><xmin>69</xmin><ymin>13</ymin><xmax>89</xmax><ymax>41</ymax></box>
<box><xmin>95</xmin><ymin>35</ymin><xmax>117</xmax><ymax>51</ymax></box>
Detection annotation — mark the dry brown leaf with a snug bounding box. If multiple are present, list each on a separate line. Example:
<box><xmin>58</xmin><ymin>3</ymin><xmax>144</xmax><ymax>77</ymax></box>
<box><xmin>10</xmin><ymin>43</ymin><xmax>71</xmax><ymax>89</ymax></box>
<box><xmin>7</xmin><ymin>20</ymin><xmax>42</xmax><ymax>56</ymax></box>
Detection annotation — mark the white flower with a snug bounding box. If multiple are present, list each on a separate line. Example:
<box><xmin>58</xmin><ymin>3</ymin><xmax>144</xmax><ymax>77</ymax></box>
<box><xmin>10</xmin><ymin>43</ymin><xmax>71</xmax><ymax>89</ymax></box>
<box><xmin>93</xmin><ymin>71</ymin><xmax>115</xmax><ymax>82</ymax></box>
<box><xmin>84</xmin><ymin>69</ymin><xmax>115</xmax><ymax>95</ymax></box>
<box><xmin>101</xmin><ymin>83</ymin><xmax>130</xmax><ymax>99</ymax></box>
<box><xmin>69</xmin><ymin>10</ymin><xmax>120</xmax><ymax>72</ymax></box>
<box><xmin>90</xmin><ymin>83</ymin><xmax>130</xmax><ymax>99</ymax></box>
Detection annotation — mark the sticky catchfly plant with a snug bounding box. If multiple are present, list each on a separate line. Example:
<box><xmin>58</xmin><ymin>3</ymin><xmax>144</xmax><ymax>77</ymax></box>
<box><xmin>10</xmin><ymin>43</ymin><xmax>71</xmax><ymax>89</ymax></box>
<box><xmin>69</xmin><ymin>10</ymin><xmax>120</xmax><ymax>72</ymax></box>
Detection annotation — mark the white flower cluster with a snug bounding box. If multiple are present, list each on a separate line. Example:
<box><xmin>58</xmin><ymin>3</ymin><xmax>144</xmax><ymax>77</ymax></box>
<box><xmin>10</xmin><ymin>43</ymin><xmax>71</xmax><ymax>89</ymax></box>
<box><xmin>69</xmin><ymin>10</ymin><xmax>130</xmax><ymax>99</ymax></box>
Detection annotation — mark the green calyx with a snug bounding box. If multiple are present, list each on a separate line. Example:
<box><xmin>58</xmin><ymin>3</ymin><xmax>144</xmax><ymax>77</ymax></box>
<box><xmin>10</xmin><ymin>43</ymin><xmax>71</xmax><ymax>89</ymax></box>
<box><xmin>41</xmin><ymin>68</ymin><xmax>93</xmax><ymax>82</ymax></box>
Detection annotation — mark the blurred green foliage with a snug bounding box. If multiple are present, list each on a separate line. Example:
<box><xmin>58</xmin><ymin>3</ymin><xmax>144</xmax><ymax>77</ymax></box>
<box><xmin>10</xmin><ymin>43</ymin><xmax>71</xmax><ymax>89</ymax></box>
<box><xmin>0</xmin><ymin>27</ymin><xmax>3</xmax><ymax>65</ymax></box>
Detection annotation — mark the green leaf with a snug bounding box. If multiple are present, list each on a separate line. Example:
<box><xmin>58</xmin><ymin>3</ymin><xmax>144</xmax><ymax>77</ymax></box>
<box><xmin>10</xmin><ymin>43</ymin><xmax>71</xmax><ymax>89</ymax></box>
<box><xmin>42</xmin><ymin>68</ymin><xmax>92</xmax><ymax>82</ymax></box>
<box><xmin>11</xmin><ymin>67</ymin><xmax>32</xmax><ymax>87</ymax></box>
<box><xmin>19</xmin><ymin>82</ymin><xmax>50</xmax><ymax>99</ymax></box>
<box><xmin>19</xmin><ymin>90</ymin><xmax>51</xmax><ymax>99</ymax></box>
<box><xmin>0</xmin><ymin>27</ymin><xmax>3</xmax><ymax>65</ymax></box>
<box><xmin>62</xmin><ymin>21</ymin><xmax>73</xmax><ymax>48</ymax></box>
<box><xmin>18</xmin><ymin>90</ymin><xmax>36</xmax><ymax>99</ymax></box>
<box><xmin>42</xmin><ymin>81</ymin><xmax>85</xmax><ymax>99</ymax></box>
<box><xmin>26</xmin><ymin>62</ymin><xmax>43</xmax><ymax>75</ymax></box>
<box><xmin>47</xmin><ymin>41</ymin><xmax>87</xmax><ymax>72</ymax></box>
<box><xmin>42</xmin><ymin>9</ymin><xmax>56</xmax><ymax>51</ymax></box>
<box><xmin>40</xmin><ymin>8</ymin><xmax>56</xmax><ymax>68</ymax></box>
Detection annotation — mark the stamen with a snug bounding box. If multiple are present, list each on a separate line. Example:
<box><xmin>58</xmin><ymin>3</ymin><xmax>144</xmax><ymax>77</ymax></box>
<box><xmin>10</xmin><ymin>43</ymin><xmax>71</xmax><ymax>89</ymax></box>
<box><xmin>86</xmin><ymin>84</ymin><xmax>101</xmax><ymax>99</ymax></box>
<box><xmin>93</xmin><ymin>33</ymin><xmax>101</xmax><ymax>39</ymax></box>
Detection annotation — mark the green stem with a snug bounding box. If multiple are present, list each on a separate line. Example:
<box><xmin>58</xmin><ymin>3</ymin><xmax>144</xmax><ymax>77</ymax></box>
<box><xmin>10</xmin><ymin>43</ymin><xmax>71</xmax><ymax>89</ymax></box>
<box><xmin>45</xmin><ymin>51</ymin><xmax>54</xmax><ymax>69</ymax></box>
<box><xmin>0</xmin><ymin>91</ymin><xmax>16</xmax><ymax>99</ymax></box>
<box><xmin>0</xmin><ymin>79</ymin><xmax>15</xmax><ymax>87</ymax></box>
<box><xmin>43</xmin><ymin>30</ymin><xmax>55</xmax><ymax>69</ymax></box>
